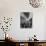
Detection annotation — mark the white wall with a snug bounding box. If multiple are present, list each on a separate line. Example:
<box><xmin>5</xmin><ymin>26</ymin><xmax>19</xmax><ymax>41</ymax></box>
<box><xmin>0</xmin><ymin>0</ymin><xmax>46</xmax><ymax>40</ymax></box>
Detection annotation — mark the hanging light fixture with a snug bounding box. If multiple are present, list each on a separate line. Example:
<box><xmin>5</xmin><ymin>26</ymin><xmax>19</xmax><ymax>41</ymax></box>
<box><xmin>29</xmin><ymin>0</ymin><xmax>44</xmax><ymax>8</ymax></box>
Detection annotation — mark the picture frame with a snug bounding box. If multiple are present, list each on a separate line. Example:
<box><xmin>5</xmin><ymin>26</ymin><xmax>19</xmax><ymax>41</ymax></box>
<box><xmin>20</xmin><ymin>12</ymin><xmax>33</xmax><ymax>28</ymax></box>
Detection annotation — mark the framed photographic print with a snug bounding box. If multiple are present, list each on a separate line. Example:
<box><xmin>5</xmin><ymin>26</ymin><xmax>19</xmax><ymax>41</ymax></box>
<box><xmin>20</xmin><ymin>12</ymin><xmax>33</xmax><ymax>28</ymax></box>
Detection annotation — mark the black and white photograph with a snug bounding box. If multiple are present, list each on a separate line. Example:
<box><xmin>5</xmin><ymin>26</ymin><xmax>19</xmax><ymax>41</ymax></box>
<box><xmin>20</xmin><ymin>12</ymin><xmax>33</xmax><ymax>28</ymax></box>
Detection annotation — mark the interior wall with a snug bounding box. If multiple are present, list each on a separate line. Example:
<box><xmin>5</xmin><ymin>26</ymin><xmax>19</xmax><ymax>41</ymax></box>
<box><xmin>0</xmin><ymin>0</ymin><xmax>46</xmax><ymax>40</ymax></box>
